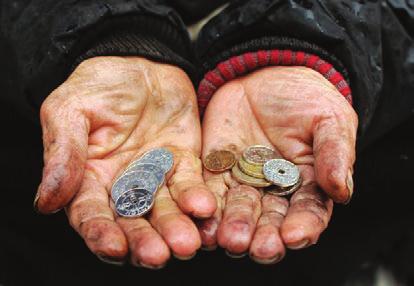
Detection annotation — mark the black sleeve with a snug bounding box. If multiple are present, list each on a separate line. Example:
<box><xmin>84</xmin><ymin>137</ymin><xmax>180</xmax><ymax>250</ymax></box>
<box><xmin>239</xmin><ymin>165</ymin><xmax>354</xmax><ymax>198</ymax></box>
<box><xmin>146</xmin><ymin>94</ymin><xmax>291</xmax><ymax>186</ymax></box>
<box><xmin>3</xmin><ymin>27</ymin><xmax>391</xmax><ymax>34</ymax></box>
<box><xmin>164</xmin><ymin>0</ymin><xmax>229</xmax><ymax>25</ymax></box>
<box><xmin>0</xmin><ymin>0</ymin><xmax>195</xmax><ymax>109</ymax></box>
<box><xmin>195</xmin><ymin>0</ymin><xmax>414</xmax><ymax>142</ymax></box>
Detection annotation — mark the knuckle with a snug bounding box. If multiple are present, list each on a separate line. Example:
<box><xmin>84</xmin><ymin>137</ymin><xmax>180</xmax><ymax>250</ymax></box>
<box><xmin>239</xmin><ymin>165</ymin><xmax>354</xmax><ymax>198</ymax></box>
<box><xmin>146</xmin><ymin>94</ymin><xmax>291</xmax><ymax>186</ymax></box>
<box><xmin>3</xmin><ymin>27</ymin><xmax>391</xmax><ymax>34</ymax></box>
<box><xmin>228</xmin><ymin>185</ymin><xmax>261</xmax><ymax>202</ymax></box>
<box><xmin>262</xmin><ymin>194</ymin><xmax>289</xmax><ymax>207</ymax></box>
<box><xmin>41</xmin><ymin>88</ymin><xmax>75</xmax><ymax>124</ymax></box>
<box><xmin>80</xmin><ymin>218</ymin><xmax>112</xmax><ymax>241</ymax></box>
<box><xmin>40</xmin><ymin>97</ymin><xmax>55</xmax><ymax>121</ymax></box>
<box><xmin>350</xmin><ymin>110</ymin><xmax>359</xmax><ymax>129</ymax></box>
<box><xmin>289</xmin><ymin>199</ymin><xmax>329</xmax><ymax>227</ymax></box>
<box><xmin>262</xmin><ymin>195</ymin><xmax>289</xmax><ymax>215</ymax></box>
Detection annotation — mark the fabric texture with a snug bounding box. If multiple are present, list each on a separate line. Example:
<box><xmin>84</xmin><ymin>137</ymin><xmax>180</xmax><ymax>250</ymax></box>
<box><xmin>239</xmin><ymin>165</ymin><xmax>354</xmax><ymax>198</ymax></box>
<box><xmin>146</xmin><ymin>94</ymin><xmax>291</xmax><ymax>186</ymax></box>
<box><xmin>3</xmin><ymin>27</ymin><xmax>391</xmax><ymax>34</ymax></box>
<box><xmin>0</xmin><ymin>0</ymin><xmax>195</xmax><ymax>110</ymax></box>
<box><xmin>197</xmin><ymin>45</ymin><xmax>352</xmax><ymax>115</ymax></box>
<box><xmin>195</xmin><ymin>0</ymin><xmax>414</xmax><ymax>142</ymax></box>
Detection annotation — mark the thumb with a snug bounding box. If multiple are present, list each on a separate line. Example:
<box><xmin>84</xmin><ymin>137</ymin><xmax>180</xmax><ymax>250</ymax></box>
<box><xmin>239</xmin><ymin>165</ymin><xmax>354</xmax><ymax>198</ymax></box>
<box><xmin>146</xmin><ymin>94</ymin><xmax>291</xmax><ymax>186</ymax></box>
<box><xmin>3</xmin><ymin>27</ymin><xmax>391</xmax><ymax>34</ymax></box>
<box><xmin>35</xmin><ymin>102</ymin><xmax>89</xmax><ymax>214</ymax></box>
<box><xmin>313</xmin><ymin>115</ymin><xmax>357</xmax><ymax>204</ymax></box>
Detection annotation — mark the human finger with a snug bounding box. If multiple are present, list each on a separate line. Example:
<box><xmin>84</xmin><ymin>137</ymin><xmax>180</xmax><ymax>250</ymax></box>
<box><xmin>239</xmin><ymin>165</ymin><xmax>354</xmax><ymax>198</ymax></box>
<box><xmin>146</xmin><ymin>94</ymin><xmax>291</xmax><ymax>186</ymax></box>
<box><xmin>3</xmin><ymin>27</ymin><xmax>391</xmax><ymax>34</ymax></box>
<box><xmin>36</xmin><ymin>94</ymin><xmax>89</xmax><ymax>213</ymax></box>
<box><xmin>149</xmin><ymin>186</ymin><xmax>202</xmax><ymax>260</ymax></box>
<box><xmin>67</xmin><ymin>171</ymin><xmax>128</xmax><ymax>264</ymax></box>
<box><xmin>217</xmin><ymin>185</ymin><xmax>261</xmax><ymax>257</ymax></box>
<box><xmin>249</xmin><ymin>194</ymin><xmax>288</xmax><ymax>264</ymax></box>
<box><xmin>281</xmin><ymin>166</ymin><xmax>333</xmax><ymax>249</ymax></box>
<box><xmin>116</xmin><ymin>216</ymin><xmax>170</xmax><ymax>269</ymax></box>
<box><xmin>197</xmin><ymin>171</ymin><xmax>230</xmax><ymax>249</ymax></box>
<box><xmin>313</xmin><ymin>113</ymin><xmax>357</xmax><ymax>204</ymax></box>
<box><xmin>167</xmin><ymin>149</ymin><xmax>216</xmax><ymax>218</ymax></box>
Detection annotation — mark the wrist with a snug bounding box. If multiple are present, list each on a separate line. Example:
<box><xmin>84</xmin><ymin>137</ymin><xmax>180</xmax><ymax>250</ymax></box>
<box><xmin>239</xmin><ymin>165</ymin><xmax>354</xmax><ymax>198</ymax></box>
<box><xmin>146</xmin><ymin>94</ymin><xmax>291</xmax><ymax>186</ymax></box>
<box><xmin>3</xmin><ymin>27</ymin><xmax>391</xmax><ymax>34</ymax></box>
<box><xmin>197</xmin><ymin>45</ymin><xmax>352</xmax><ymax>115</ymax></box>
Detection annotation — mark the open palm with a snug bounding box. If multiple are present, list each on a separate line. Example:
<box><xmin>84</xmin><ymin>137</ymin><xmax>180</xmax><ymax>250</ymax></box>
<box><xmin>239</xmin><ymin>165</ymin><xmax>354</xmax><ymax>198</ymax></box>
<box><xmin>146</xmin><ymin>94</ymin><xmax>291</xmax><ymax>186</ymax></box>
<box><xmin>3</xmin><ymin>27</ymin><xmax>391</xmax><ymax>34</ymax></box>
<box><xmin>199</xmin><ymin>66</ymin><xmax>358</xmax><ymax>264</ymax></box>
<box><xmin>35</xmin><ymin>57</ymin><xmax>216</xmax><ymax>268</ymax></box>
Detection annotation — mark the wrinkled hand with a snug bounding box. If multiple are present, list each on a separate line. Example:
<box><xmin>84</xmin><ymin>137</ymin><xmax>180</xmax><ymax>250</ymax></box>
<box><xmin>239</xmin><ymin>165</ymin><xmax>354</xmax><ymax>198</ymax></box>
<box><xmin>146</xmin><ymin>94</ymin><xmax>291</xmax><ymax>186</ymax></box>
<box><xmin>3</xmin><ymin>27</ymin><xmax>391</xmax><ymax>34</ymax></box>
<box><xmin>198</xmin><ymin>67</ymin><xmax>358</xmax><ymax>263</ymax></box>
<box><xmin>35</xmin><ymin>57</ymin><xmax>216</xmax><ymax>268</ymax></box>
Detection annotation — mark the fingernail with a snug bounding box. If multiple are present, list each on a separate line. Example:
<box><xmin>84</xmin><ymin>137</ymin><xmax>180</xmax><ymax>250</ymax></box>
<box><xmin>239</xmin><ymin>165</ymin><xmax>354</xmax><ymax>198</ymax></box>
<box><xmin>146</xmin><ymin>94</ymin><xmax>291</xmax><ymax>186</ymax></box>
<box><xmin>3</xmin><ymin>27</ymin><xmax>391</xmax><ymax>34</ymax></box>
<box><xmin>250</xmin><ymin>254</ymin><xmax>282</xmax><ymax>265</ymax></box>
<box><xmin>97</xmin><ymin>255</ymin><xmax>124</xmax><ymax>266</ymax></box>
<box><xmin>345</xmin><ymin>169</ymin><xmax>354</xmax><ymax>205</ymax></box>
<box><xmin>33</xmin><ymin>190</ymin><xmax>40</xmax><ymax>213</ymax></box>
<box><xmin>33</xmin><ymin>188</ymin><xmax>62</xmax><ymax>215</ymax></box>
<box><xmin>173</xmin><ymin>252</ymin><xmax>196</xmax><ymax>261</ymax></box>
<box><xmin>201</xmin><ymin>245</ymin><xmax>217</xmax><ymax>251</ymax></box>
<box><xmin>139</xmin><ymin>262</ymin><xmax>167</xmax><ymax>270</ymax></box>
<box><xmin>288</xmin><ymin>239</ymin><xmax>310</xmax><ymax>250</ymax></box>
<box><xmin>225</xmin><ymin>250</ymin><xmax>247</xmax><ymax>259</ymax></box>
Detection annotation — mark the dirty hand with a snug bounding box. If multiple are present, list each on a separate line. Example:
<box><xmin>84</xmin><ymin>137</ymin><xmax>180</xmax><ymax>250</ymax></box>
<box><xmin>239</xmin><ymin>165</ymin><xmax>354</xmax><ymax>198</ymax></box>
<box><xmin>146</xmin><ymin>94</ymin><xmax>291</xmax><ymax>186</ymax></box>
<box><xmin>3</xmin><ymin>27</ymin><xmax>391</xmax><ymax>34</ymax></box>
<box><xmin>198</xmin><ymin>66</ymin><xmax>358</xmax><ymax>264</ymax></box>
<box><xmin>35</xmin><ymin>57</ymin><xmax>216</xmax><ymax>268</ymax></box>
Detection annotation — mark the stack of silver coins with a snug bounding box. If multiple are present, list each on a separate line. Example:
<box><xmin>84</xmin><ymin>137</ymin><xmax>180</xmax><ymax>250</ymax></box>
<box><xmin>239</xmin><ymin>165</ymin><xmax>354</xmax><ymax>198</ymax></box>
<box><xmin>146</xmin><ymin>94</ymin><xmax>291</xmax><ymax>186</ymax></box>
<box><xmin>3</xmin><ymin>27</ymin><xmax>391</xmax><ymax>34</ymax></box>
<box><xmin>111</xmin><ymin>148</ymin><xmax>173</xmax><ymax>218</ymax></box>
<box><xmin>263</xmin><ymin>158</ymin><xmax>302</xmax><ymax>196</ymax></box>
<box><xmin>230</xmin><ymin>145</ymin><xmax>302</xmax><ymax>196</ymax></box>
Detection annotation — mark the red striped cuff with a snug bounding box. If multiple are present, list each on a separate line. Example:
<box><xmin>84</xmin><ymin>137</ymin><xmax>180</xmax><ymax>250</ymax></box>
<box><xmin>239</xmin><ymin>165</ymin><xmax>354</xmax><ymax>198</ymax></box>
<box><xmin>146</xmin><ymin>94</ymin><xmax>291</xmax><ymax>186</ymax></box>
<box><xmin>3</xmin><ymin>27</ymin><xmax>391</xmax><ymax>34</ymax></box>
<box><xmin>197</xmin><ymin>50</ymin><xmax>352</xmax><ymax>114</ymax></box>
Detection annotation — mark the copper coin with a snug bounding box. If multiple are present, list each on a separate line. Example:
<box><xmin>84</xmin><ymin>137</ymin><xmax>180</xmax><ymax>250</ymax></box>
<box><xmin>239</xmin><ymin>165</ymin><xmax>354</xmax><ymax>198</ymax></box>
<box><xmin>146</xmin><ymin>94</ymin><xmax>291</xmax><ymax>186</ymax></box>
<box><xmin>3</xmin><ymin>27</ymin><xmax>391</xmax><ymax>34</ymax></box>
<box><xmin>231</xmin><ymin>163</ymin><xmax>272</xmax><ymax>188</ymax></box>
<box><xmin>238</xmin><ymin>157</ymin><xmax>265</xmax><ymax>179</ymax></box>
<box><xmin>203</xmin><ymin>150</ymin><xmax>236</xmax><ymax>172</ymax></box>
<box><xmin>243</xmin><ymin>145</ymin><xmax>279</xmax><ymax>166</ymax></box>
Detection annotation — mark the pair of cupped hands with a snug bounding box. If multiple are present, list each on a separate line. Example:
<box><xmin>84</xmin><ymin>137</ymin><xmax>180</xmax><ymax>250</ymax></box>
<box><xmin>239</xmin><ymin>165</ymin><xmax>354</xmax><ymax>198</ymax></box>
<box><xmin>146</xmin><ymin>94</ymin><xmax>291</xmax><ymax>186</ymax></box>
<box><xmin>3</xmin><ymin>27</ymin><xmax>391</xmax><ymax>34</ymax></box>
<box><xmin>34</xmin><ymin>56</ymin><xmax>357</xmax><ymax>268</ymax></box>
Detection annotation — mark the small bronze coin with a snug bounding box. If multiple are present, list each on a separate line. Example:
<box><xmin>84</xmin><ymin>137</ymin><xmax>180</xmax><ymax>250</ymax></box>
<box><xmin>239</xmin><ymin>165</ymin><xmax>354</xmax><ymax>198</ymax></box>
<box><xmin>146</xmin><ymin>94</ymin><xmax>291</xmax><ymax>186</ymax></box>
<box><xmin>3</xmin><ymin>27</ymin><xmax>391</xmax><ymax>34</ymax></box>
<box><xmin>243</xmin><ymin>145</ymin><xmax>279</xmax><ymax>165</ymax></box>
<box><xmin>265</xmin><ymin>176</ymin><xmax>303</xmax><ymax>197</ymax></box>
<box><xmin>231</xmin><ymin>163</ymin><xmax>272</xmax><ymax>188</ymax></box>
<box><xmin>238</xmin><ymin>157</ymin><xmax>265</xmax><ymax>179</ymax></box>
<box><xmin>203</xmin><ymin>150</ymin><xmax>236</xmax><ymax>172</ymax></box>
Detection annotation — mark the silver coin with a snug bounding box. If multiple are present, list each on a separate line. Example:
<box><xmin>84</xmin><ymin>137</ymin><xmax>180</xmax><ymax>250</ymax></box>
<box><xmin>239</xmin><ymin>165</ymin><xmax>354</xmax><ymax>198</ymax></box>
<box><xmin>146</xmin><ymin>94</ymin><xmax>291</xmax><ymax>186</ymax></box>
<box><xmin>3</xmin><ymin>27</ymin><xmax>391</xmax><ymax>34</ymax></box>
<box><xmin>132</xmin><ymin>148</ymin><xmax>174</xmax><ymax>173</ymax></box>
<box><xmin>123</xmin><ymin>163</ymin><xmax>165</xmax><ymax>185</ymax></box>
<box><xmin>115</xmin><ymin>188</ymin><xmax>154</xmax><ymax>217</ymax></box>
<box><xmin>263</xmin><ymin>159</ymin><xmax>300</xmax><ymax>188</ymax></box>
<box><xmin>265</xmin><ymin>177</ymin><xmax>303</xmax><ymax>197</ymax></box>
<box><xmin>111</xmin><ymin>171</ymin><xmax>159</xmax><ymax>202</ymax></box>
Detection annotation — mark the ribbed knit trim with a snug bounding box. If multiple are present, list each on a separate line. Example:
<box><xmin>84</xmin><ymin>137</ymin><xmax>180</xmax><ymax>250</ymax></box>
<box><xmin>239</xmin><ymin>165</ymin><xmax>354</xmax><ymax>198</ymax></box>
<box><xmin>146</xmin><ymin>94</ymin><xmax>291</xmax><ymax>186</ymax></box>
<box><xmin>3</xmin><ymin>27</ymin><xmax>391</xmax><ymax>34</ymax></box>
<box><xmin>200</xmin><ymin>37</ymin><xmax>350</xmax><ymax>83</ymax></box>
<box><xmin>198</xmin><ymin>49</ymin><xmax>352</xmax><ymax>114</ymax></box>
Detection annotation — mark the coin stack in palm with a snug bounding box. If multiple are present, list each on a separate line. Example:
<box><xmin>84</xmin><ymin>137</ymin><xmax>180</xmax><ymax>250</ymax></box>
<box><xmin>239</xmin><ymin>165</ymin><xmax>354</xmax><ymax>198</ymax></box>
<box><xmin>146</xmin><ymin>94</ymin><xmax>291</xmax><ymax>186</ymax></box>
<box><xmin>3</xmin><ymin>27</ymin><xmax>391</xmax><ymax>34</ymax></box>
<box><xmin>203</xmin><ymin>145</ymin><xmax>302</xmax><ymax>197</ymax></box>
<box><xmin>235</xmin><ymin>145</ymin><xmax>301</xmax><ymax>196</ymax></box>
<box><xmin>111</xmin><ymin>148</ymin><xmax>173</xmax><ymax>218</ymax></box>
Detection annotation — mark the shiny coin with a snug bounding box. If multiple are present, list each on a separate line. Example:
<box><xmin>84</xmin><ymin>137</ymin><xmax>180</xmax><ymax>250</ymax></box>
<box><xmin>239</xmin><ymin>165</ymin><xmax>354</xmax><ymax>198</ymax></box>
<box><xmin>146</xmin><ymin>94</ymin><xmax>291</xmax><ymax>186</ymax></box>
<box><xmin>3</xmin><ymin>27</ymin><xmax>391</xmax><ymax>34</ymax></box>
<box><xmin>265</xmin><ymin>177</ymin><xmax>303</xmax><ymax>196</ymax></box>
<box><xmin>263</xmin><ymin>159</ymin><xmax>300</xmax><ymax>188</ymax></box>
<box><xmin>111</xmin><ymin>171</ymin><xmax>159</xmax><ymax>202</ymax></box>
<box><xmin>203</xmin><ymin>150</ymin><xmax>236</xmax><ymax>172</ymax></box>
<box><xmin>243</xmin><ymin>145</ymin><xmax>279</xmax><ymax>166</ymax></box>
<box><xmin>115</xmin><ymin>188</ymin><xmax>154</xmax><ymax>217</ymax></box>
<box><xmin>238</xmin><ymin>157</ymin><xmax>264</xmax><ymax>179</ymax></box>
<box><xmin>231</xmin><ymin>163</ymin><xmax>272</xmax><ymax>188</ymax></box>
<box><xmin>128</xmin><ymin>148</ymin><xmax>174</xmax><ymax>173</ymax></box>
<box><xmin>123</xmin><ymin>163</ymin><xmax>165</xmax><ymax>185</ymax></box>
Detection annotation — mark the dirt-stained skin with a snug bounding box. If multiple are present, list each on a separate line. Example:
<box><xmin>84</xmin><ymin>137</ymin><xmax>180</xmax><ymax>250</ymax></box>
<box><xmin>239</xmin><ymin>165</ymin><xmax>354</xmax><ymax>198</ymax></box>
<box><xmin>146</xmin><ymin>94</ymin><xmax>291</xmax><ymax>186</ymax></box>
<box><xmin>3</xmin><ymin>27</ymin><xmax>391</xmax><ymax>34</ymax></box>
<box><xmin>199</xmin><ymin>66</ymin><xmax>357</xmax><ymax>264</ymax></box>
<box><xmin>36</xmin><ymin>57</ymin><xmax>217</xmax><ymax>268</ymax></box>
<box><xmin>36</xmin><ymin>59</ymin><xmax>357</xmax><ymax>267</ymax></box>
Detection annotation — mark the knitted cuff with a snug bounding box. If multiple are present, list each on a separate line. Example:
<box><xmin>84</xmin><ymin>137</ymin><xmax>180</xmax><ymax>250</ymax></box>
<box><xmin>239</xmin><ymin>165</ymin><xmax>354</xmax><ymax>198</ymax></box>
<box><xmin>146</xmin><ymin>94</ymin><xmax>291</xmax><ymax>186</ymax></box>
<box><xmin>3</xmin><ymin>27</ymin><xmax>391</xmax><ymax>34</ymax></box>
<box><xmin>197</xmin><ymin>49</ymin><xmax>352</xmax><ymax>114</ymax></box>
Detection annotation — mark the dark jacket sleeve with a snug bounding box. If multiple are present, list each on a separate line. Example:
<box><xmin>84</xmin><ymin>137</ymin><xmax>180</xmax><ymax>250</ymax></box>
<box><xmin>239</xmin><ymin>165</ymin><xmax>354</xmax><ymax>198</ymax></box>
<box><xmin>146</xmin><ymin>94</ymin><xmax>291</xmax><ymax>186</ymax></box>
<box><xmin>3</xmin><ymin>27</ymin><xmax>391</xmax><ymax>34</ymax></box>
<box><xmin>195</xmin><ymin>0</ymin><xmax>414</xmax><ymax>145</ymax></box>
<box><xmin>0</xmin><ymin>0</ymin><xmax>195</xmax><ymax>110</ymax></box>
